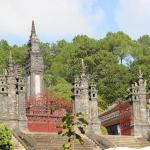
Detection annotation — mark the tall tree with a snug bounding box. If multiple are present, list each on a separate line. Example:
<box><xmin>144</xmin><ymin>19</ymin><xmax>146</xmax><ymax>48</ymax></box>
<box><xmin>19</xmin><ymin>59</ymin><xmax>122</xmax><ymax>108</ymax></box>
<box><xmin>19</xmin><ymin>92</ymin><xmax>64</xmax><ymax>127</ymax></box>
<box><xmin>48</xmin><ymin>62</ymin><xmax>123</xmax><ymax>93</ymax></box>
<box><xmin>130</xmin><ymin>55</ymin><xmax>150</xmax><ymax>90</ymax></box>
<box><xmin>85</xmin><ymin>50</ymin><xmax>130</xmax><ymax>106</ymax></box>
<box><xmin>73</xmin><ymin>35</ymin><xmax>98</xmax><ymax>58</ymax></box>
<box><xmin>98</xmin><ymin>32</ymin><xmax>132</xmax><ymax>64</ymax></box>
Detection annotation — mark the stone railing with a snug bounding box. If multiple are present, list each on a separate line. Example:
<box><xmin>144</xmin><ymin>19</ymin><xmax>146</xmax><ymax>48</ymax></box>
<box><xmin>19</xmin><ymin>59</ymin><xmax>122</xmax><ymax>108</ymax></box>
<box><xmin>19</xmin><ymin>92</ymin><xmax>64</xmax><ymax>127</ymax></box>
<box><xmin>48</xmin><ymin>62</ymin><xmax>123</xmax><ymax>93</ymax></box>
<box><xmin>12</xmin><ymin>129</ymin><xmax>36</xmax><ymax>150</ymax></box>
<box><xmin>86</xmin><ymin>131</ymin><xmax>114</xmax><ymax>150</ymax></box>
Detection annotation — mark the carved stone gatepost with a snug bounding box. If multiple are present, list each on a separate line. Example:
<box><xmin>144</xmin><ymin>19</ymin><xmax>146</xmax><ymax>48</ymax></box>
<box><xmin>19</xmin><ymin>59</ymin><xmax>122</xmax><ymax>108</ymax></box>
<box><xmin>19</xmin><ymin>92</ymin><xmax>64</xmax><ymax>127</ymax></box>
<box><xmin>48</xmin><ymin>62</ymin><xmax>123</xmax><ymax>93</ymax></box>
<box><xmin>17</xmin><ymin>76</ymin><xmax>27</xmax><ymax>131</ymax></box>
<box><xmin>0</xmin><ymin>51</ymin><xmax>27</xmax><ymax>130</ymax></box>
<box><xmin>89</xmin><ymin>83</ymin><xmax>100</xmax><ymax>133</ymax></box>
<box><xmin>129</xmin><ymin>69</ymin><xmax>150</xmax><ymax>137</ymax></box>
<box><xmin>72</xmin><ymin>59</ymin><xmax>100</xmax><ymax>134</ymax></box>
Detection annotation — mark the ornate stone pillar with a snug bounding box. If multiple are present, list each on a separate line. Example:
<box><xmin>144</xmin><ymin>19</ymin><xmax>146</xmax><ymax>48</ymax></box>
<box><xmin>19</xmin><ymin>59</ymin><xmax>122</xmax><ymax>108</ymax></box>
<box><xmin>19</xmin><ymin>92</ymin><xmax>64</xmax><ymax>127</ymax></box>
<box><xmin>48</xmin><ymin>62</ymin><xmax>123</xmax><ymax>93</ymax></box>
<box><xmin>25</xmin><ymin>21</ymin><xmax>44</xmax><ymax>97</ymax></box>
<box><xmin>17</xmin><ymin>77</ymin><xmax>27</xmax><ymax>131</ymax></box>
<box><xmin>89</xmin><ymin>83</ymin><xmax>100</xmax><ymax>133</ymax></box>
<box><xmin>72</xmin><ymin>59</ymin><xmax>100</xmax><ymax>134</ymax></box>
<box><xmin>130</xmin><ymin>69</ymin><xmax>150</xmax><ymax>137</ymax></box>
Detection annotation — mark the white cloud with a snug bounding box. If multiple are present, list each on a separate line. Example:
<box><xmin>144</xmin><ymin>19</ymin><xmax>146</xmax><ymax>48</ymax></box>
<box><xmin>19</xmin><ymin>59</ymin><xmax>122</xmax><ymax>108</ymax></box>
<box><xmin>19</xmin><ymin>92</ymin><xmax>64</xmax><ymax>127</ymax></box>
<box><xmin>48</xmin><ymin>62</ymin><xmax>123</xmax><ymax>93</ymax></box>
<box><xmin>0</xmin><ymin>0</ymin><xmax>104</xmax><ymax>39</ymax></box>
<box><xmin>116</xmin><ymin>0</ymin><xmax>150</xmax><ymax>39</ymax></box>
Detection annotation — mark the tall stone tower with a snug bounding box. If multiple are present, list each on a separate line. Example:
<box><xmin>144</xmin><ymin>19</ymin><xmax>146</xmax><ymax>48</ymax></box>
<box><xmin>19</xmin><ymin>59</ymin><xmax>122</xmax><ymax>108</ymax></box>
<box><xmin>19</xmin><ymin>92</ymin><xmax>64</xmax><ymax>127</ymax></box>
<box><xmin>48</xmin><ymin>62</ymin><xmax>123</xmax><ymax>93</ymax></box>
<box><xmin>25</xmin><ymin>21</ymin><xmax>44</xmax><ymax>97</ymax></box>
<box><xmin>72</xmin><ymin>59</ymin><xmax>100</xmax><ymax>133</ymax></box>
<box><xmin>129</xmin><ymin>68</ymin><xmax>150</xmax><ymax>137</ymax></box>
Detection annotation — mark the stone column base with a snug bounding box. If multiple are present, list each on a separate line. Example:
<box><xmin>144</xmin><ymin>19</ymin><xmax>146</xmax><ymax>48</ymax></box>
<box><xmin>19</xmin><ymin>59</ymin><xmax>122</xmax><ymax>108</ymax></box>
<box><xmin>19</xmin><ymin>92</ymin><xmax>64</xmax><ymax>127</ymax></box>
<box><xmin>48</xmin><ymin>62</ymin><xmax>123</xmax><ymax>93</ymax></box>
<box><xmin>18</xmin><ymin>116</ymin><xmax>28</xmax><ymax>132</ymax></box>
<box><xmin>131</xmin><ymin>124</ymin><xmax>150</xmax><ymax>138</ymax></box>
<box><xmin>0</xmin><ymin>119</ymin><xmax>19</xmax><ymax>129</ymax></box>
<box><xmin>86</xmin><ymin>121</ymin><xmax>100</xmax><ymax>135</ymax></box>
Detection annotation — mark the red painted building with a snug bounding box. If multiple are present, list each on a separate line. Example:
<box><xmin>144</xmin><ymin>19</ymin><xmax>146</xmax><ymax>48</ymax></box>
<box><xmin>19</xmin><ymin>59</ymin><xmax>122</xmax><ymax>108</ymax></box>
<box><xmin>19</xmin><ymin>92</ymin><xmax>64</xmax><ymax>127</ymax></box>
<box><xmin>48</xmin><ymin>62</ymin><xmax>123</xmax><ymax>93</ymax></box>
<box><xmin>99</xmin><ymin>100</ymin><xmax>131</xmax><ymax>135</ymax></box>
<box><xmin>99</xmin><ymin>94</ymin><xmax>150</xmax><ymax>136</ymax></box>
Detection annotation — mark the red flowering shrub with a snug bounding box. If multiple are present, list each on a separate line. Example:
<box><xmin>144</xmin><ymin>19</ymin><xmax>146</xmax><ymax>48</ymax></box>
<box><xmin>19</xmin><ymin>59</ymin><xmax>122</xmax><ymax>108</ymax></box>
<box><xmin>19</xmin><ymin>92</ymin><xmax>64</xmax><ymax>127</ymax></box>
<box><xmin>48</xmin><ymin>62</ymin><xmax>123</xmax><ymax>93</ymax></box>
<box><xmin>26</xmin><ymin>91</ymin><xmax>72</xmax><ymax>116</ymax></box>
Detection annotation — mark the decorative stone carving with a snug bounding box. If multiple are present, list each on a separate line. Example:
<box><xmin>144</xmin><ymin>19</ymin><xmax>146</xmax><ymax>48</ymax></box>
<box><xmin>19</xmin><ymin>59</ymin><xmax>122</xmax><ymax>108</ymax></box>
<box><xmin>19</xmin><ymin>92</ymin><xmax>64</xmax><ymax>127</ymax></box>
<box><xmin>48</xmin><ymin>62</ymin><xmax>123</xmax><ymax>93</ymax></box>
<box><xmin>25</xmin><ymin>21</ymin><xmax>44</xmax><ymax>97</ymax></box>
<box><xmin>129</xmin><ymin>68</ymin><xmax>150</xmax><ymax>137</ymax></box>
<box><xmin>0</xmin><ymin>51</ymin><xmax>27</xmax><ymax>130</ymax></box>
<box><xmin>0</xmin><ymin>21</ymin><xmax>44</xmax><ymax>131</ymax></box>
<box><xmin>72</xmin><ymin>59</ymin><xmax>100</xmax><ymax>134</ymax></box>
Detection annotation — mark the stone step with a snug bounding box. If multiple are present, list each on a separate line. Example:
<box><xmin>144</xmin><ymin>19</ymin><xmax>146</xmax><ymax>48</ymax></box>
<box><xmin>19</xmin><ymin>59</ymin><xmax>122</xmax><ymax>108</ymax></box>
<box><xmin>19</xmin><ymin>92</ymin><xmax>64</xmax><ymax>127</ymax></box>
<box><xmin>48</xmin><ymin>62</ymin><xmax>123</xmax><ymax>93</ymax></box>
<box><xmin>101</xmin><ymin>135</ymin><xmax>150</xmax><ymax>148</ymax></box>
<box><xmin>12</xmin><ymin>135</ymin><xmax>26</xmax><ymax>150</ymax></box>
<box><xmin>36</xmin><ymin>144</ymin><xmax>93</xmax><ymax>147</ymax></box>
<box><xmin>26</xmin><ymin>133</ymin><xmax>101</xmax><ymax>150</ymax></box>
<box><xmin>36</xmin><ymin>147</ymin><xmax>94</xmax><ymax>150</ymax></box>
<box><xmin>37</xmin><ymin>145</ymin><xmax>94</xmax><ymax>148</ymax></box>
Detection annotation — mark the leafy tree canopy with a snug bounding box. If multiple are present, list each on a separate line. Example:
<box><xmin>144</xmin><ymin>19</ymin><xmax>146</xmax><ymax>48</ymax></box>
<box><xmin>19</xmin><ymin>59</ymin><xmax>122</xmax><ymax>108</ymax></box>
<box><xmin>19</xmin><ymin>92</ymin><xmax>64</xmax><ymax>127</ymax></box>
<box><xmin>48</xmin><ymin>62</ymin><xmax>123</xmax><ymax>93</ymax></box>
<box><xmin>1</xmin><ymin>31</ymin><xmax>150</xmax><ymax>109</ymax></box>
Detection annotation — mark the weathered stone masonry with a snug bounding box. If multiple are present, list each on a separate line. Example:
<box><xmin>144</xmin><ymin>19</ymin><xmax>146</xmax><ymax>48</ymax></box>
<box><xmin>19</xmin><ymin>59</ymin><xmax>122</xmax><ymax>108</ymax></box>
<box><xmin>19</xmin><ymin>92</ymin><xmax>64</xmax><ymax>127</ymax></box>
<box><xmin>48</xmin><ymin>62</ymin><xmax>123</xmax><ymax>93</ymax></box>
<box><xmin>0</xmin><ymin>21</ymin><xmax>44</xmax><ymax>130</ymax></box>
<box><xmin>0</xmin><ymin>51</ymin><xmax>27</xmax><ymax>130</ymax></box>
<box><xmin>25</xmin><ymin>21</ymin><xmax>44</xmax><ymax>97</ymax></box>
<box><xmin>72</xmin><ymin>59</ymin><xmax>100</xmax><ymax>133</ymax></box>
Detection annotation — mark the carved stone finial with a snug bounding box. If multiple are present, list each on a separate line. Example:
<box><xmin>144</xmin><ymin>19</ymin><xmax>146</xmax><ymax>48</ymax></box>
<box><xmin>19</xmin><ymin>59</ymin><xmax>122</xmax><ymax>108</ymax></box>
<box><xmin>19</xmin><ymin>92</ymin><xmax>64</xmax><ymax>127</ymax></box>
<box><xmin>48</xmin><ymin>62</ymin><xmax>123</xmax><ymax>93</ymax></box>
<box><xmin>7</xmin><ymin>51</ymin><xmax>14</xmax><ymax>74</ymax></box>
<box><xmin>8</xmin><ymin>51</ymin><xmax>14</xmax><ymax>70</ymax></box>
<box><xmin>8</xmin><ymin>51</ymin><xmax>13</xmax><ymax>65</ymax></box>
<box><xmin>81</xmin><ymin>59</ymin><xmax>86</xmax><ymax>75</ymax></box>
<box><xmin>127</xmin><ymin>87</ymin><xmax>131</xmax><ymax>93</ymax></box>
<box><xmin>3</xmin><ymin>69</ymin><xmax>7</xmax><ymax>75</ymax></box>
<box><xmin>28</xmin><ymin>20</ymin><xmax>40</xmax><ymax>52</ymax></box>
<box><xmin>74</xmin><ymin>75</ymin><xmax>79</xmax><ymax>82</ymax></box>
<box><xmin>135</xmin><ymin>82</ymin><xmax>138</xmax><ymax>86</ymax></box>
<box><xmin>138</xmin><ymin>67</ymin><xmax>143</xmax><ymax>79</ymax></box>
<box><xmin>31</xmin><ymin>20</ymin><xmax>36</xmax><ymax>35</ymax></box>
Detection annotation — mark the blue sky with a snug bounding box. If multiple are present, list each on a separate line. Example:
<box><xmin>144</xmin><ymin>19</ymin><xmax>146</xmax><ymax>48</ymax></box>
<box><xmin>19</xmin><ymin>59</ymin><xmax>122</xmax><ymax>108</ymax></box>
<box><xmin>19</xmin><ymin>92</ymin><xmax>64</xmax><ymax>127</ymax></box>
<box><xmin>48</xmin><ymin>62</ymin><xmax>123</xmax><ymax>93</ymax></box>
<box><xmin>0</xmin><ymin>0</ymin><xmax>150</xmax><ymax>45</ymax></box>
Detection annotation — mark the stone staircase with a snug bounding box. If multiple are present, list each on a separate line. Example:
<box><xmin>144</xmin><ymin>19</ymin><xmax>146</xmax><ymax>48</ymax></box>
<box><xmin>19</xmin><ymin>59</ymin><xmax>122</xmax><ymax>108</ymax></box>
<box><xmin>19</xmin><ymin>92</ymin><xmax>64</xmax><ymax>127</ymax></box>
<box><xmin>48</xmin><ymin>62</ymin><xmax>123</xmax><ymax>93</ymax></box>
<box><xmin>26</xmin><ymin>132</ymin><xmax>101</xmax><ymax>150</ymax></box>
<box><xmin>12</xmin><ymin>135</ymin><xmax>26</xmax><ymax>150</ymax></box>
<box><xmin>101</xmin><ymin>135</ymin><xmax>150</xmax><ymax>148</ymax></box>
<box><xmin>12</xmin><ymin>131</ymin><xmax>150</xmax><ymax>150</ymax></box>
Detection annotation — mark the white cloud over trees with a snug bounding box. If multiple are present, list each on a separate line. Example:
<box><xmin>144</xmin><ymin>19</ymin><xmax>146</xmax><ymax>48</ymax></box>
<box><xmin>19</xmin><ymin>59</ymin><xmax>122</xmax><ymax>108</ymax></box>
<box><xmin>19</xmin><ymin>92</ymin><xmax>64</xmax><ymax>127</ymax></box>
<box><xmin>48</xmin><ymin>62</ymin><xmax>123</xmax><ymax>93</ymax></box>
<box><xmin>116</xmin><ymin>0</ymin><xmax>150</xmax><ymax>39</ymax></box>
<box><xmin>0</xmin><ymin>0</ymin><xmax>104</xmax><ymax>38</ymax></box>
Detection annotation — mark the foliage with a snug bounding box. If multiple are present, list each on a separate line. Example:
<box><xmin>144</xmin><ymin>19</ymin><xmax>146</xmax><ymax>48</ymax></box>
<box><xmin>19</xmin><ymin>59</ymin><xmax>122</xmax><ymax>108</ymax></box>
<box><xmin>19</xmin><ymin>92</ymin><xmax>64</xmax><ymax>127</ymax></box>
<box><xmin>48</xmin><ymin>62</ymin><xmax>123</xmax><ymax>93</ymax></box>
<box><xmin>100</xmin><ymin>126</ymin><xmax>108</xmax><ymax>135</ymax></box>
<box><xmin>2</xmin><ymin>31</ymin><xmax>150</xmax><ymax>109</ymax></box>
<box><xmin>85</xmin><ymin>50</ymin><xmax>131</xmax><ymax>106</ymax></box>
<box><xmin>26</xmin><ymin>92</ymin><xmax>72</xmax><ymax>114</ymax></box>
<box><xmin>73</xmin><ymin>35</ymin><xmax>98</xmax><ymax>58</ymax></box>
<box><xmin>97</xmin><ymin>64</ymin><xmax>131</xmax><ymax>106</ymax></box>
<box><xmin>48</xmin><ymin>40</ymin><xmax>76</xmax><ymax>82</ymax></box>
<box><xmin>130</xmin><ymin>55</ymin><xmax>150</xmax><ymax>90</ymax></box>
<box><xmin>138</xmin><ymin>35</ymin><xmax>150</xmax><ymax>47</ymax></box>
<box><xmin>0</xmin><ymin>124</ymin><xmax>13</xmax><ymax>150</ymax></box>
<box><xmin>48</xmin><ymin>77</ymin><xmax>72</xmax><ymax>100</ymax></box>
<box><xmin>98</xmin><ymin>32</ymin><xmax>132</xmax><ymax>64</ymax></box>
<box><xmin>97</xmin><ymin>96</ymin><xmax>105</xmax><ymax>112</ymax></box>
<box><xmin>0</xmin><ymin>40</ymin><xmax>10</xmax><ymax>73</ymax></box>
<box><xmin>58</xmin><ymin>112</ymin><xmax>88</xmax><ymax>150</ymax></box>
<box><xmin>11</xmin><ymin>44</ymin><xmax>27</xmax><ymax>65</ymax></box>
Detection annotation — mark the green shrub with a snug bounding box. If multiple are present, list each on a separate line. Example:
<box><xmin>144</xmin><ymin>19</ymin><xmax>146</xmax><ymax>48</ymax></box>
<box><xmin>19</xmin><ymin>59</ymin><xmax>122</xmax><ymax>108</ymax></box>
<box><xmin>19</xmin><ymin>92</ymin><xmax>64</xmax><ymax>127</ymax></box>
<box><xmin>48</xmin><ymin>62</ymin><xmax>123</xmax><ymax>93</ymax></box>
<box><xmin>0</xmin><ymin>124</ymin><xmax>13</xmax><ymax>150</ymax></box>
<box><xmin>58</xmin><ymin>112</ymin><xmax>88</xmax><ymax>150</ymax></box>
<box><xmin>100</xmin><ymin>126</ymin><xmax>108</xmax><ymax>135</ymax></box>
